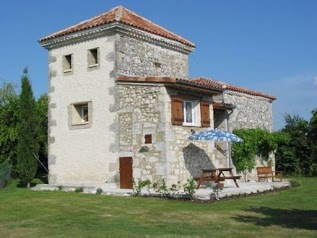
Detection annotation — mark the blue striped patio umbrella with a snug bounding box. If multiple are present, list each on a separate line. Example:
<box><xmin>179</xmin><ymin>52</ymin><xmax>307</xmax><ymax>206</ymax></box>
<box><xmin>188</xmin><ymin>129</ymin><xmax>243</xmax><ymax>142</ymax></box>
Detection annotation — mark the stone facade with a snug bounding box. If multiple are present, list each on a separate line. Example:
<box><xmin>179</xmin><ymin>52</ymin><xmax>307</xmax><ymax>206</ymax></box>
<box><xmin>117</xmin><ymin>83</ymin><xmax>223</xmax><ymax>185</ymax></box>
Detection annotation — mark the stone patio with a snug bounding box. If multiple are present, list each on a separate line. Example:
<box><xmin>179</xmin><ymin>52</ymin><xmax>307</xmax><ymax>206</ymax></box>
<box><xmin>32</xmin><ymin>180</ymin><xmax>291</xmax><ymax>201</ymax></box>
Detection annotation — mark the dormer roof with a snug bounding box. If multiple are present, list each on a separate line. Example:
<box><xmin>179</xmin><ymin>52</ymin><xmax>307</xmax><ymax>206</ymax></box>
<box><xmin>39</xmin><ymin>5</ymin><xmax>195</xmax><ymax>48</ymax></box>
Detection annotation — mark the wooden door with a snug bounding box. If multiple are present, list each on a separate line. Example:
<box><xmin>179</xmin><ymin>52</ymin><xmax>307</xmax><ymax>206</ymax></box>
<box><xmin>119</xmin><ymin>157</ymin><xmax>133</xmax><ymax>189</ymax></box>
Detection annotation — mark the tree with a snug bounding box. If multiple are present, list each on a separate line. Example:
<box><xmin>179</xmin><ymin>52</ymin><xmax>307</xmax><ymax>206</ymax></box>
<box><xmin>308</xmin><ymin>109</ymin><xmax>317</xmax><ymax>175</ymax></box>
<box><xmin>35</xmin><ymin>94</ymin><xmax>48</xmax><ymax>175</ymax></box>
<box><xmin>0</xmin><ymin>82</ymin><xmax>19</xmax><ymax>176</ymax></box>
<box><xmin>16</xmin><ymin>68</ymin><xmax>39</xmax><ymax>187</ymax></box>
<box><xmin>275</xmin><ymin>113</ymin><xmax>310</xmax><ymax>175</ymax></box>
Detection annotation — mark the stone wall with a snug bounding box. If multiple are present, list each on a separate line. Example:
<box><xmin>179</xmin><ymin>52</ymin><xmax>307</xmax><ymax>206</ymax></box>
<box><xmin>117</xmin><ymin>83</ymin><xmax>168</xmax><ymax>183</ymax></box>
<box><xmin>116</xmin><ymin>35</ymin><xmax>189</xmax><ymax>78</ymax></box>
<box><xmin>224</xmin><ymin>91</ymin><xmax>274</xmax><ymax>131</ymax></box>
<box><xmin>117</xmin><ymin>83</ymin><xmax>230</xmax><ymax>185</ymax></box>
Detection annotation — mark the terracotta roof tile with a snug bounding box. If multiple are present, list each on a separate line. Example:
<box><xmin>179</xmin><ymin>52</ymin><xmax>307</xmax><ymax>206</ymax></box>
<box><xmin>213</xmin><ymin>102</ymin><xmax>236</xmax><ymax>110</ymax></box>
<box><xmin>39</xmin><ymin>6</ymin><xmax>195</xmax><ymax>47</ymax></box>
<box><xmin>116</xmin><ymin>76</ymin><xmax>222</xmax><ymax>93</ymax></box>
<box><xmin>192</xmin><ymin>77</ymin><xmax>276</xmax><ymax>100</ymax></box>
<box><xmin>116</xmin><ymin>76</ymin><xmax>276</xmax><ymax>100</ymax></box>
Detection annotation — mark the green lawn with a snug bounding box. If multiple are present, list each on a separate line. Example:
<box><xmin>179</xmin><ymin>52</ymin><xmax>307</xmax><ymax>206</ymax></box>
<box><xmin>0</xmin><ymin>178</ymin><xmax>316</xmax><ymax>238</ymax></box>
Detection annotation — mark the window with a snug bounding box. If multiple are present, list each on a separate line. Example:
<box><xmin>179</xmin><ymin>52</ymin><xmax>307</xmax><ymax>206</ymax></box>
<box><xmin>68</xmin><ymin>102</ymin><xmax>93</xmax><ymax>129</ymax></box>
<box><xmin>171</xmin><ymin>97</ymin><xmax>210</xmax><ymax>127</ymax></box>
<box><xmin>73</xmin><ymin>103</ymin><xmax>89</xmax><ymax>124</ymax></box>
<box><xmin>80</xmin><ymin>105</ymin><xmax>89</xmax><ymax>122</ymax></box>
<box><xmin>183</xmin><ymin>100</ymin><xmax>199</xmax><ymax>126</ymax></box>
<box><xmin>88</xmin><ymin>48</ymin><xmax>99</xmax><ymax>68</ymax></box>
<box><xmin>63</xmin><ymin>54</ymin><xmax>73</xmax><ymax>72</ymax></box>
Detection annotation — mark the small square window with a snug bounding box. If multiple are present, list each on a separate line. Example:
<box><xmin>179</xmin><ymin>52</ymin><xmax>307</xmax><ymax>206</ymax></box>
<box><xmin>88</xmin><ymin>48</ymin><xmax>99</xmax><ymax>68</ymax></box>
<box><xmin>73</xmin><ymin>103</ymin><xmax>89</xmax><ymax>124</ymax></box>
<box><xmin>145</xmin><ymin>134</ymin><xmax>152</xmax><ymax>144</ymax></box>
<box><xmin>68</xmin><ymin>101</ymin><xmax>93</xmax><ymax>129</ymax></box>
<box><xmin>63</xmin><ymin>54</ymin><xmax>73</xmax><ymax>72</ymax></box>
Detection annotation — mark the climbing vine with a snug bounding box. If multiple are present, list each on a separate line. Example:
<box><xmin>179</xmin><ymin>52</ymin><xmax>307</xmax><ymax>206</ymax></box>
<box><xmin>231</xmin><ymin>128</ymin><xmax>289</xmax><ymax>181</ymax></box>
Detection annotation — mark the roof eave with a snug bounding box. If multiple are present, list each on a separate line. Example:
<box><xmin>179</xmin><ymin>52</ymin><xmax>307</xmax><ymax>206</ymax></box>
<box><xmin>116</xmin><ymin>76</ymin><xmax>223</xmax><ymax>95</ymax></box>
<box><xmin>39</xmin><ymin>22</ymin><xmax>195</xmax><ymax>54</ymax></box>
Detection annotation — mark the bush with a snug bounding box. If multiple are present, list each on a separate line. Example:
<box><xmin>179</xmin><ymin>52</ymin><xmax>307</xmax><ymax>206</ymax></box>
<box><xmin>0</xmin><ymin>159</ymin><xmax>12</xmax><ymax>188</ymax></box>
<box><xmin>289</xmin><ymin>179</ymin><xmax>300</xmax><ymax>188</ymax></box>
<box><xmin>75</xmin><ymin>187</ymin><xmax>84</xmax><ymax>193</ymax></box>
<box><xmin>183</xmin><ymin>178</ymin><xmax>197</xmax><ymax>200</ymax></box>
<box><xmin>132</xmin><ymin>179</ymin><xmax>151</xmax><ymax>196</ymax></box>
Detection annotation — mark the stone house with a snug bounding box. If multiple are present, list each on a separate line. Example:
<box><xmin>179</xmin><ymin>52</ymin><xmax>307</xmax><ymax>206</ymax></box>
<box><xmin>39</xmin><ymin>6</ymin><xmax>276</xmax><ymax>188</ymax></box>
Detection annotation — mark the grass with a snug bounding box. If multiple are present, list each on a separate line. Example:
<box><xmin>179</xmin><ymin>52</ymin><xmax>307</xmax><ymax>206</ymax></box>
<box><xmin>0</xmin><ymin>177</ymin><xmax>316</xmax><ymax>237</ymax></box>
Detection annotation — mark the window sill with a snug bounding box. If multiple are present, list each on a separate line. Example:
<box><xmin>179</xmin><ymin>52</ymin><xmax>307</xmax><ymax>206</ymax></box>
<box><xmin>88</xmin><ymin>64</ymin><xmax>99</xmax><ymax>68</ymax></box>
<box><xmin>72</xmin><ymin>122</ymin><xmax>89</xmax><ymax>126</ymax></box>
<box><xmin>69</xmin><ymin>122</ymin><xmax>91</xmax><ymax>130</ymax></box>
<box><xmin>183</xmin><ymin>123</ymin><xmax>201</xmax><ymax>127</ymax></box>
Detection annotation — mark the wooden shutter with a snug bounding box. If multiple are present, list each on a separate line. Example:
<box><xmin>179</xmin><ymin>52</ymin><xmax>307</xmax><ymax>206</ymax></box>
<box><xmin>200</xmin><ymin>101</ymin><xmax>210</xmax><ymax>127</ymax></box>
<box><xmin>171</xmin><ymin>97</ymin><xmax>183</xmax><ymax>125</ymax></box>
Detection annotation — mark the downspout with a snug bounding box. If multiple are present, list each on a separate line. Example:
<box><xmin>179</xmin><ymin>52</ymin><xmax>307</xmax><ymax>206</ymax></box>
<box><xmin>221</xmin><ymin>87</ymin><xmax>236</xmax><ymax>168</ymax></box>
<box><xmin>221</xmin><ymin>87</ymin><xmax>230</xmax><ymax>168</ymax></box>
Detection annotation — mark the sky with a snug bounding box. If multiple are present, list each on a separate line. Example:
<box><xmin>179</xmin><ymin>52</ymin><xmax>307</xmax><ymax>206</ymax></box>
<box><xmin>0</xmin><ymin>0</ymin><xmax>316</xmax><ymax>130</ymax></box>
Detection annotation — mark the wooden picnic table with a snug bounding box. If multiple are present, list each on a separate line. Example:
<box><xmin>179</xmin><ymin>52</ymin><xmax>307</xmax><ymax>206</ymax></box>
<box><xmin>196</xmin><ymin>168</ymin><xmax>241</xmax><ymax>189</ymax></box>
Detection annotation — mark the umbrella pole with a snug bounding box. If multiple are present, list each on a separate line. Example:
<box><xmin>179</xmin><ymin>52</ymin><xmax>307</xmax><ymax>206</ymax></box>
<box><xmin>228</xmin><ymin>142</ymin><xmax>232</xmax><ymax>168</ymax></box>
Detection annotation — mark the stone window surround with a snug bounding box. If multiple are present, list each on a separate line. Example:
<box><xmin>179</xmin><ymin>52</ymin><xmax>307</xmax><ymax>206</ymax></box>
<box><xmin>68</xmin><ymin>101</ymin><xmax>93</xmax><ymax>130</ymax></box>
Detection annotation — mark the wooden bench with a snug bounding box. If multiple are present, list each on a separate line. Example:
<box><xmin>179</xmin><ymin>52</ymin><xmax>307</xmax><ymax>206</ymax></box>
<box><xmin>256</xmin><ymin>166</ymin><xmax>283</xmax><ymax>182</ymax></box>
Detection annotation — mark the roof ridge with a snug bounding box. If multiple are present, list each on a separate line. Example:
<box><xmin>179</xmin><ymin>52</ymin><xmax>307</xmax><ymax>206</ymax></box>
<box><xmin>121</xmin><ymin>7</ymin><xmax>194</xmax><ymax>46</ymax></box>
<box><xmin>115</xmin><ymin>5</ymin><xmax>123</xmax><ymax>21</ymax></box>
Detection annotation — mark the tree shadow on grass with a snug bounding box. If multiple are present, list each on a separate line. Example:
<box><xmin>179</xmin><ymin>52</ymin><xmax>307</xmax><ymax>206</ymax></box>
<box><xmin>233</xmin><ymin>206</ymin><xmax>317</xmax><ymax>230</ymax></box>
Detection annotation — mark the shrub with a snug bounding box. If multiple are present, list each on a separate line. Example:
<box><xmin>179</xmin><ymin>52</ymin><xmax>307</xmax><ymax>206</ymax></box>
<box><xmin>75</xmin><ymin>187</ymin><xmax>84</xmax><ymax>193</ymax></box>
<box><xmin>0</xmin><ymin>159</ymin><xmax>12</xmax><ymax>188</ymax></box>
<box><xmin>183</xmin><ymin>178</ymin><xmax>197</xmax><ymax>200</ymax></box>
<box><xmin>289</xmin><ymin>179</ymin><xmax>300</xmax><ymax>188</ymax></box>
<box><xmin>96</xmin><ymin>188</ymin><xmax>103</xmax><ymax>195</ymax></box>
<box><xmin>132</xmin><ymin>179</ymin><xmax>151</xmax><ymax>196</ymax></box>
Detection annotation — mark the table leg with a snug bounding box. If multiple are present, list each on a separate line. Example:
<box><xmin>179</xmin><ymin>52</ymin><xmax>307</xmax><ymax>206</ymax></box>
<box><xmin>230</xmin><ymin>169</ymin><xmax>240</xmax><ymax>188</ymax></box>
<box><xmin>196</xmin><ymin>177</ymin><xmax>202</xmax><ymax>189</ymax></box>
